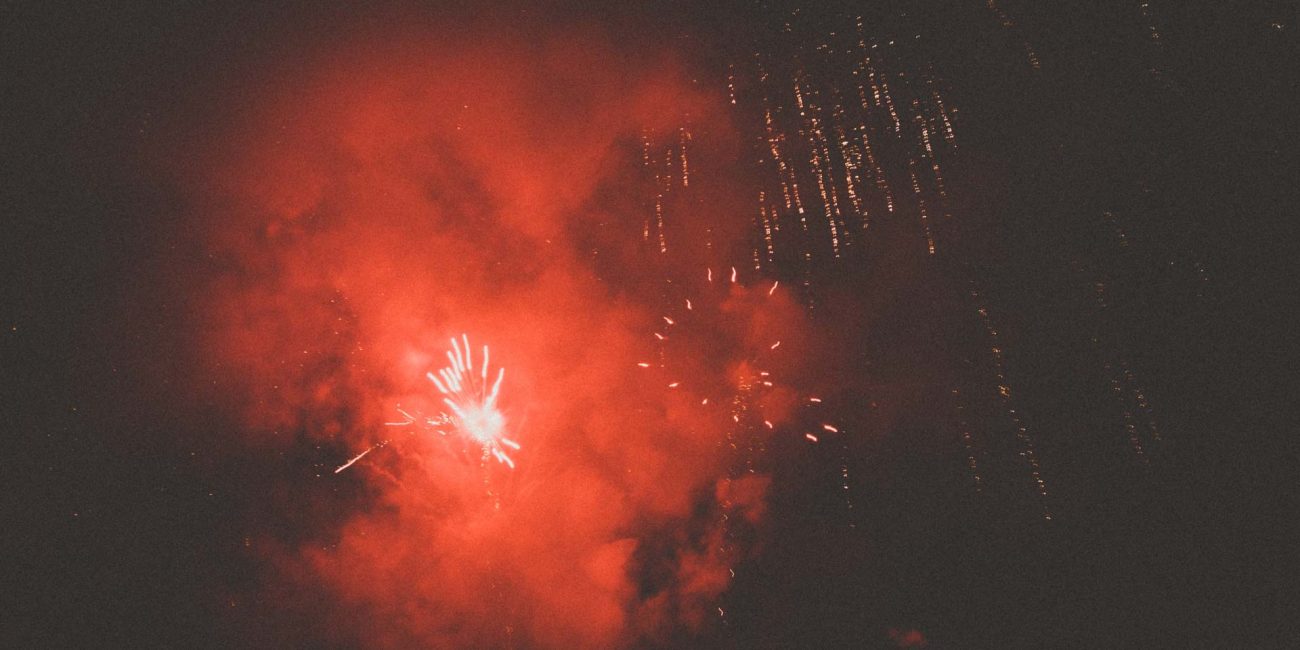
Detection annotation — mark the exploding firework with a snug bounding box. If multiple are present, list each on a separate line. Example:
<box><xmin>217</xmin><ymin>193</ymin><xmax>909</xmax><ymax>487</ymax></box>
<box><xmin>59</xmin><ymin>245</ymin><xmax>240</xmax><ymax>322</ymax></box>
<box><xmin>337</xmin><ymin>334</ymin><xmax>518</xmax><ymax>473</ymax></box>
<box><xmin>424</xmin><ymin>334</ymin><xmax>518</xmax><ymax>468</ymax></box>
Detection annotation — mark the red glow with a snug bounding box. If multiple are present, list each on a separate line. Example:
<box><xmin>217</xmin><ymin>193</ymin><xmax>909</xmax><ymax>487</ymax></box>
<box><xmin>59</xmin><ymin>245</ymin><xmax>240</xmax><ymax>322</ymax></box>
<box><xmin>166</xmin><ymin>16</ymin><xmax>811</xmax><ymax>648</ymax></box>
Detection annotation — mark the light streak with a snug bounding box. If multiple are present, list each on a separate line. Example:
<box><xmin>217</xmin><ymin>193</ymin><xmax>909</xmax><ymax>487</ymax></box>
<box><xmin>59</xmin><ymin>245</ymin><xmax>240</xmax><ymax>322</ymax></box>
<box><xmin>971</xmin><ymin>289</ymin><xmax>1051</xmax><ymax>519</ymax></box>
<box><xmin>987</xmin><ymin>0</ymin><xmax>1042</xmax><ymax>70</ymax></box>
<box><xmin>953</xmin><ymin>388</ymin><xmax>984</xmax><ymax>492</ymax></box>
<box><xmin>334</xmin><ymin>447</ymin><xmax>374</xmax><ymax>474</ymax></box>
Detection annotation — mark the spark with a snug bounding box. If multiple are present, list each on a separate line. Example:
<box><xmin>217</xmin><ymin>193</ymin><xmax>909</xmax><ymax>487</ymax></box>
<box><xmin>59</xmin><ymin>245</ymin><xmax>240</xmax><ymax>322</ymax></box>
<box><xmin>727</xmin><ymin>63</ymin><xmax>737</xmax><ymax>104</ymax></box>
<box><xmin>987</xmin><ymin>0</ymin><xmax>1042</xmax><ymax>70</ymax></box>
<box><xmin>680</xmin><ymin>127</ymin><xmax>691</xmax><ymax>187</ymax></box>
<box><xmin>971</xmin><ymin>288</ymin><xmax>1051</xmax><ymax>518</ymax></box>
<box><xmin>334</xmin><ymin>447</ymin><xmax>374</xmax><ymax>474</ymax></box>
<box><xmin>953</xmin><ymin>388</ymin><xmax>984</xmax><ymax>491</ymax></box>
<box><xmin>758</xmin><ymin>195</ymin><xmax>776</xmax><ymax>265</ymax></box>
<box><xmin>805</xmin><ymin>433</ymin><xmax>819</xmax><ymax>443</ymax></box>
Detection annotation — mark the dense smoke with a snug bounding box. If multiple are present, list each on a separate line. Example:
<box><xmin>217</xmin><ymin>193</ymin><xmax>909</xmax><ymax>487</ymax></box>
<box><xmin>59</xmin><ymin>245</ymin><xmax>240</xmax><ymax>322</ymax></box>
<box><xmin>167</xmin><ymin>11</ymin><xmax>816</xmax><ymax>647</ymax></box>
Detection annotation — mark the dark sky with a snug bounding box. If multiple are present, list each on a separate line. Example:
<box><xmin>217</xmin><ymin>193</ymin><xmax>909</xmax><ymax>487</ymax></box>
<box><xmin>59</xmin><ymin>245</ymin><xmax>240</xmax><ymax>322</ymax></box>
<box><xmin>4</xmin><ymin>1</ymin><xmax>1296</xmax><ymax>647</ymax></box>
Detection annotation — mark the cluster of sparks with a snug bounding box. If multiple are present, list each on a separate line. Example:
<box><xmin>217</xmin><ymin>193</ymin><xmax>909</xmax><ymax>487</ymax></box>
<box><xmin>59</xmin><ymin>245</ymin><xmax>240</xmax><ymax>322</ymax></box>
<box><xmin>422</xmin><ymin>334</ymin><xmax>516</xmax><ymax>468</ymax></box>
<box><xmin>717</xmin><ymin>7</ymin><xmax>1176</xmax><ymax>522</ymax></box>
<box><xmin>713</xmin><ymin>12</ymin><xmax>967</xmax><ymax>324</ymax></box>
<box><xmin>634</xmin><ymin>268</ymin><xmax>838</xmax><ymax>450</ymax></box>
<box><xmin>336</xmin><ymin>335</ymin><xmax>517</xmax><ymax>474</ymax></box>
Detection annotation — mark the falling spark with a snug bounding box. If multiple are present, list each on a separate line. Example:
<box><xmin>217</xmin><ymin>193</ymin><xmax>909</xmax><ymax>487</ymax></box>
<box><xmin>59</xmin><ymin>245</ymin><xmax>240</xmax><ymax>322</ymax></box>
<box><xmin>953</xmin><ymin>388</ymin><xmax>984</xmax><ymax>492</ymax></box>
<box><xmin>727</xmin><ymin>63</ymin><xmax>738</xmax><ymax>104</ymax></box>
<box><xmin>971</xmin><ymin>289</ymin><xmax>1051</xmax><ymax>518</ymax></box>
<box><xmin>334</xmin><ymin>447</ymin><xmax>374</xmax><ymax>474</ymax></box>
<box><xmin>680</xmin><ymin>127</ymin><xmax>691</xmax><ymax>187</ymax></box>
<box><xmin>987</xmin><ymin>0</ymin><xmax>1042</xmax><ymax>70</ymax></box>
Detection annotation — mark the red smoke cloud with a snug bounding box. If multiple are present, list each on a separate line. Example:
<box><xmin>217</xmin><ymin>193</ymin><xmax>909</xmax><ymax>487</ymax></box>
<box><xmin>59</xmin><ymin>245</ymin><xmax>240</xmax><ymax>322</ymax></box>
<box><xmin>168</xmin><ymin>11</ymin><xmax>812</xmax><ymax>648</ymax></box>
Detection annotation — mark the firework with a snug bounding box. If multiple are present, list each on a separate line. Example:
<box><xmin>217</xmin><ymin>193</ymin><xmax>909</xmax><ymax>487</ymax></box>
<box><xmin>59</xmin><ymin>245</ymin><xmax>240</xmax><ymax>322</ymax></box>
<box><xmin>336</xmin><ymin>334</ymin><xmax>518</xmax><ymax>473</ymax></box>
<box><xmin>424</xmin><ymin>334</ymin><xmax>518</xmax><ymax>468</ymax></box>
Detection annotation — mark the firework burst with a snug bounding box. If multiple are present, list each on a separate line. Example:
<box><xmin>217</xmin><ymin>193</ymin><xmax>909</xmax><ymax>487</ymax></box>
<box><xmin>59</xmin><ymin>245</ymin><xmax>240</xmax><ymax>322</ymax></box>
<box><xmin>419</xmin><ymin>334</ymin><xmax>518</xmax><ymax>468</ymax></box>
<box><xmin>337</xmin><ymin>334</ymin><xmax>518</xmax><ymax>473</ymax></box>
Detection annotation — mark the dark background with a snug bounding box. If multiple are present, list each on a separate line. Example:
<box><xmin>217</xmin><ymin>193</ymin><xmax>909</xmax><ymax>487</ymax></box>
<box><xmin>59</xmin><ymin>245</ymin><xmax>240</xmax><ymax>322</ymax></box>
<box><xmin>4</xmin><ymin>1</ymin><xmax>1296</xmax><ymax>647</ymax></box>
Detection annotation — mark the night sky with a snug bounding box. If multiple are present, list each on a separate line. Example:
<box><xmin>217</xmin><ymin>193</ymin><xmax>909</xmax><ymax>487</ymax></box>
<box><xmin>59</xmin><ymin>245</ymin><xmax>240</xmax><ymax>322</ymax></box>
<box><xmin>4</xmin><ymin>1</ymin><xmax>1296</xmax><ymax>647</ymax></box>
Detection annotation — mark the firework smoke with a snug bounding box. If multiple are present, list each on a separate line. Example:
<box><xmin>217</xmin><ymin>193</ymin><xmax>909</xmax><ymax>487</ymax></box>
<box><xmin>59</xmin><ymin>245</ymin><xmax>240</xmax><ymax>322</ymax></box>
<box><xmin>165</xmin><ymin>9</ymin><xmax>812</xmax><ymax>648</ymax></box>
